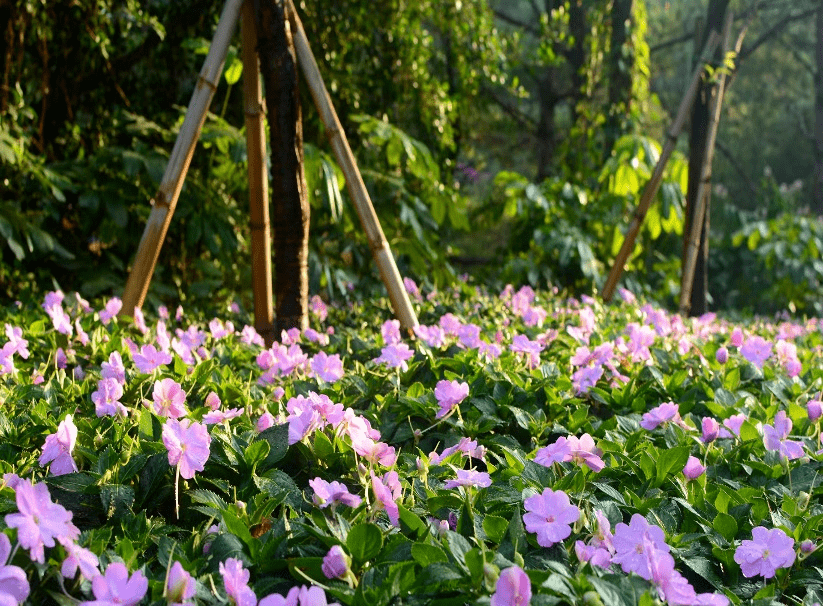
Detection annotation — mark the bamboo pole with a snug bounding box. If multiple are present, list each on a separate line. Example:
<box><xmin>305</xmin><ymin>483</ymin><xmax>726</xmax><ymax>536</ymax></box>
<box><xmin>284</xmin><ymin>0</ymin><xmax>419</xmax><ymax>333</ymax></box>
<box><xmin>242</xmin><ymin>0</ymin><xmax>275</xmax><ymax>345</ymax></box>
<box><xmin>601</xmin><ymin>30</ymin><xmax>721</xmax><ymax>303</ymax></box>
<box><xmin>679</xmin><ymin>13</ymin><xmax>733</xmax><ymax>314</ymax></box>
<box><xmin>120</xmin><ymin>0</ymin><xmax>244</xmax><ymax>316</ymax></box>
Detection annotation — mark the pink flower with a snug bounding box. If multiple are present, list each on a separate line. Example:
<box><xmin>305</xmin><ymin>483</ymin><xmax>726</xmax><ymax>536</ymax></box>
<box><xmin>701</xmin><ymin>417</ymin><xmax>720</xmax><ymax>443</ymax></box>
<box><xmin>645</xmin><ymin>539</ymin><xmax>698</xmax><ymax>605</ymax></box>
<box><xmin>740</xmin><ymin>336</ymin><xmax>772</xmax><ymax>369</ymax></box>
<box><xmin>723</xmin><ymin>414</ymin><xmax>747</xmax><ymax>437</ymax></box>
<box><xmin>92</xmin><ymin>378</ymin><xmax>127</xmax><ymax>417</ymax></box>
<box><xmin>310</xmin><ymin>295</ymin><xmax>328</xmax><ymax>322</ymax></box>
<box><xmin>763</xmin><ymin>411</ymin><xmax>805</xmax><ymax>460</ymax></box>
<box><xmin>490</xmin><ymin>565</ymin><xmax>531</xmax><ymax>606</ymax></box>
<box><xmin>59</xmin><ymin>537</ymin><xmax>99</xmax><ymax>581</ymax></box>
<box><xmin>310</xmin><ymin>352</ymin><xmax>344</xmax><ymax>383</ymax></box>
<box><xmin>259</xmin><ymin>585</ymin><xmax>339</xmax><ymax>606</ymax></box>
<box><xmin>373</xmin><ymin>343</ymin><xmax>415</xmax><ymax>371</ymax></box>
<box><xmin>734</xmin><ymin>526</ymin><xmax>795</xmax><ymax>578</ymax></box>
<box><xmin>381</xmin><ymin>319</ymin><xmax>401</xmax><ymax>346</ymax></box>
<box><xmin>132</xmin><ymin>344</ymin><xmax>172</xmax><ymax>373</ymax></box>
<box><xmin>611</xmin><ymin>514</ymin><xmax>669</xmax><ymax>579</ymax></box>
<box><xmin>371</xmin><ymin>472</ymin><xmax>400</xmax><ymax>526</ymax></box>
<box><xmin>98</xmin><ymin>297</ymin><xmax>123</xmax><ymax>325</ymax></box>
<box><xmin>640</xmin><ymin>402</ymin><xmax>683</xmax><ymax>431</ymax></box>
<box><xmin>149</xmin><ymin>378</ymin><xmax>188</xmax><ymax>418</ymax></box>
<box><xmin>683</xmin><ymin>456</ymin><xmax>706</xmax><ymax>480</ymax></box>
<box><xmin>256</xmin><ymin>412</ymin><xmax>276</xmax><ymax>433</ymax></box>
<box><xmin>101</xmin><ymin>352</ymin><xmax>126</xmax><ymax>384</ymax></box>
<box><xmin>575</xmin><ymin>540</ymin><xmax>613</xmax><ymax>568</ymax></box>
<box><xmin>522</xmin><ymin>488</ymin><xmax>579</xmax><ymax>548</ymax></box>
<box><xmin>205</xmin><ymin>391</ymin><xmax>222</xmax><ymax>410</ymax></box>
<box><xmin>510</xmin><ymin>334</ymin><xmax>544</xmax><ymax>369</ymax></box>
<box><xmin>39</xmin><ymin>414</ymin><xmax>79</xmax><ymax>475</ymax></box>
<box><xmin>4</xmin><ymin>324</ymin><xmax>28</xmax><ymax>359</ymax></box>
<box><xmin>434</xmin><ymin>380</ymin><xmax>469</xmax><ymax>419</ymax></box>
<box><xmin>414</xmin><ymin>324</ymin><xmax>446</xmax><ymax>348</ymax></box>
<box><xmin>309</xmin><ymin>478</ymin><xmax>362</xmax><ymax>509</ymax></box>
<box><xmin>808</xmin><ymin>399</ymin><xmax>823</xmax><ymax>422</ymax></box>
<box><xmin>534</xmin><ymin>434</ymin><xmax>604</xmax><ymax>472</ymax></box>
<box><xmin>321</xmin><ymin>545</ymin><xmax>351</xmax><ymax>579</ymax></box>
<box><xmin>0</xmin><ymin>533</ymin><xmax>30</xmax><ymax>604</ymax></box>
<box><xmin>219</xmin><ymin>558</ymin><xmax>257</xmax><ymax>606</ymax></box>
<box><xmin>203</xmin><ymin>409</ymin><xmax>244</xmax><ymax>425</ymax></box>
<box><xmin>730</xmin><ymin>326</ymin><xmax>744</xmax><ymax>347</ymax></box>
<box><xmin>81</xmin><ymin>562</ymin><xmax>147</xmax><ymax>606</ymax></box>
<box><xmin>162</xmin><ymin>419</ymin><xmax>211</xmax><ymax>479</ymax></box>
<box><xmin>444</xmin><ymin>469</ymin><xmax>492</xmax><ymax>489</ymax></box>
<box><xmin>166</xmin><ymin>561</ymin><xmax>196</xmax><ymax>605</ymax></box>
<box><xmin>5</xmin><ymin>479</ymin><xmax>79</xmax><ymax>563</ymax></box>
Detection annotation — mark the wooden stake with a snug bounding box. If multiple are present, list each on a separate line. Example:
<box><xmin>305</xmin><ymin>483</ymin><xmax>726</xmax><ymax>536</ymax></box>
<box><xmin>284</xmin><ymin>0</ymin><xmax>419</xmax><ymax>333</ymax></box>
<box><xmin>242</xmin><ymin>0</ymin><xmax>275</xmax><ymax>345</ymax></box>
<box><xmin>679</xmin><ymin>12</ymin><xmax>733</xmax><ymax>314</ymax></box>
<box><xmin>120</xmin><ymin>0</ymin><xmax>244</xmax><ymax>316</ymax></box>
<box><xmin>601</xmin><ymin>31</ymin><xmax>720</xmax><ymax>303</ymax></box>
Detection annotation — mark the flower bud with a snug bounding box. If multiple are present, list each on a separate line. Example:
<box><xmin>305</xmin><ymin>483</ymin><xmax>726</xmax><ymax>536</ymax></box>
<box><xmin>801</xmin><ymin>539</ymin><xmax>816</xmax><ymax>554</ymax></box>
<box><xmin>321</xmin><ymin>545</ymin><xmax>351</xmax><ymax>580</ymax></box>
<box><xmin>702</xmin><ymin>417</ymin><xmax>720</xmax><ymax>443</ymax></box>
<box><xmin>683</xmin><ymin>456</ymin><xmax>706</xmax><ymax>480</ymax></box>
<box><xmin>715</xmin><ymin>347</ymin><xmax>728</xmax><ymax>365</ymax></box>
<box><xmin>808</xmin><ymin>400</ymin><xmax>823</xmax><ymax>422</ymax></box>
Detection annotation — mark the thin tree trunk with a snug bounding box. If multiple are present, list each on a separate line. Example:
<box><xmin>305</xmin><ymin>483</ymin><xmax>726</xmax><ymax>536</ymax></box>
<box><xmin>254</xmin><ymin>0</ymin><xmax>309</xmax><ymax>334</ymax></box>
<box><xmin>682</xmin><ymin>0</ymin><xmax>729</xmax><ymax>316</ymax></box>
<box><xmin>814</xmin><ymin>0</ymin><xmax>823</xmax><ymax>214</ymax></box>
<box><xmin>604</xmin><ymin>0</ymin><xmax>634</xmax><ymax>158</ymax></box>
<box><xmin>536</xmin><ymin>73</ymin><xmax>558</xmax><ymax>182</ymax></box>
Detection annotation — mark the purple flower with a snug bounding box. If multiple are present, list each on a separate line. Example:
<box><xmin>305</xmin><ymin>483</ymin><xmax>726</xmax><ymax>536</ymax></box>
<box><xmin>219</xmin><ymin>558</ymin><xmax>257</xmax><ymax>606</ymax></box>
<box><xmin>162</xmin><ymin>419</ymin><xmax>211</xmax><ymax>479</ymax></box>
<box><xmin>734</xmin><ymin>526</ymin><xmax>795</xmax><ymax>578</ymax></box>
<box><xmin>202</xmin><ymin>409</ymin><xmax>244</xmax><ymax>425</ymax></box>
<box><xmin>808</xmin><ymin>399</ymin><xmax>823</xmax><ymax>422</ymax></box>
<box><xmin>149</xmin><ymin>378</ymin><xmax>188</xmax><ymax>418</ymax></box>
<box><xmin>132</xmin><ymin>344</ymin><xmax>172</xmax><ymax>373</ymax></box>
<box><xmin>310</xmin><ymin>352</ymin><xmax>344</xmax><ymax>383</ymax></box>
<box><xmin>256</xmin><ymin>412</ymin><xmax>276</xmax><ymax>433</ymax></box>
<box><xmin>640</xmin><ymin>402</ymin><xmax>683</xmax><ymax>431</ymax></box>
<box><xmin>434</xmin><ymin>379</ymin><xmax>469</xmax><ymax>419</ymax></box>
<box><xmin>371</xmin><ymin>472</ymin><xmax>400</xmax><ymax>526</ymax></box>
<box><xmin>310</xmin><ymin>295</ymin><xmax>328</xmax><ymax>322</ymax></box>
<box><xmin>373</xmin><ymin>343</ymin><xmax>414</xmax><ymax>371</ymax></box>
<box><xmin>522</xmin><ymin>488</ymin><xmax>579</xmax><ymax>548</ymax></box>
<box><xmin>611</xmin><ymin>514</ymin><xmax>669</xmax><ymax>580</ymax></box>
<box><xmin>259</xmin><ymin>585</ymin><xmax>340</xmax><ymax>606</ymax></box>
<box><xmin>723</xmin><ymin>414</ymin><xmax>746</xmax><ymax>437</ymax></box>
<box><xmin>701</xmin><ymin>417</ymin><xmax>720</xmax><ymax>443</ymax></box>
<box><xmin>683</xmin><ymin>456</ymin><xmax>706</xmax><ymax>480</ymax></box>
<box><xmin>444</xmin><ymin>469</ymin><xmax>492</xmax><ymax>489</ymax></box>
<box><xmin>715</xmin><ymin>346</ymin><xmax>728</xmax><ymax>365</ymax></box>
<box><xmin>414</xmin><ymin>324</ymin><xmax>446</xmax><ymax>348</ymax></box>
<box><xmin>645</xmin><ymin>539</ymin><xmax>698</xmax><ymax>605</ymax></box>
<box><xmin>166</xmin><ymin>561</ymin><xmax>196</xmax><ymax>605</ymax></box>
<box><xmin>510</xmin><ymin>334</ymin><xmax>543</xmax><ymax>369</ymax></box>
<box><xmin>321</xmin><ymin>545</ymin><xmax>351</xmax><ymax>579</ymax></box>
<box><xmin>92</xmin><ymin>378</ymin><xmax>127</xmax><ymax>418</ymax></box>
<box><xmin>39</xmin><ymin>414</ymin><xmax>79</xmax><ymax>475</ymax></box>
<box><xmin>740</xmin><ymin>336</ymin><xmax>772</xmax><ymax>369</ymax></box>
<box><xmin>0</xmin><ymin>533</ymin><xmax>30</xmax><ymax>604</ymax></box>
<box><xmin>81</xmin><ymin>562</ymin><xmax>147</xmax><ymax>606</ymax></box>
<box><xmin>98</xmin><ymin>297</ymin><xmax>123</xmax><ymax>325</ymax></box>
<box><xmin>575</xmin><ymin>540</ymin><xmax>613</xmax><ymax>568</ymax></box>
<box><xmin>490</xmin><ymin>565</ymin><xmax>531</xmax><ymax>606</ymax></box>
<box><xmin>534</xmin><ymin>434</ymin><xmax>604</xmax><ymax>472</ymax></box>
<box><xmin>59</xmin><ymin>537</ymin><xmax>99</xmax><ymax>581</ymax></box>
<box><xmin>381</xmin><ymin>319</ymin><xmax>401</xmax><ymax>346</ymax></box>
<box><xmin>763</xmin><ymin>411</ymin><xmax>805</xmax><ymax>460</ymax></box>
<box><xmin>5</xmin><ymin>479</ymin><xmax>79</xmax><ymax>564</ymax></box>
<box><xmin>309</xmin><ymin>478</ymin><xmax>362</xmax><ymax>509</ymax></box>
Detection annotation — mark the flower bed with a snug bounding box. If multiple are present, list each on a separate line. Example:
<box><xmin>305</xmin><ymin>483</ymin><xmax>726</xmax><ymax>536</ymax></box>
<box><xmin>1</xmin><ymin>283</ymin><xmax>822</xmax><ymax>605</ymax></box>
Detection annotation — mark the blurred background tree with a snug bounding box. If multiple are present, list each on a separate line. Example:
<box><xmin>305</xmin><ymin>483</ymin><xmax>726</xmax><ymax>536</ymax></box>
<box><xmin>1</xmin><ymin>0</ymin><xmax>821</xmax><ymax>316</ymax></box>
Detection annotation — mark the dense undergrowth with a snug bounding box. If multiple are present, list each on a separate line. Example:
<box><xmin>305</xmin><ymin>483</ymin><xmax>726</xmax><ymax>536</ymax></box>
<box><xmin>1</xmin><ymin>280</ymin><xmax>823</xmax><ymax>605</ymax></box>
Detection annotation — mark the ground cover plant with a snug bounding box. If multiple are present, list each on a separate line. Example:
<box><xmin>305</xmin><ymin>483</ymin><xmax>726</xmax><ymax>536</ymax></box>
<box><xmin>2</xmin><ymin>282</ymin><xmax>823</xmax><ymax>605</ymax></box>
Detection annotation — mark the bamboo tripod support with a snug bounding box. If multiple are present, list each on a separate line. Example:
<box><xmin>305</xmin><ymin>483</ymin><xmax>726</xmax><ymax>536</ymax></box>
<box><xmin>241</xmin><ymin>1</ymin><xmax>275</xmax><ymax>343</ymax></box>
<box><xmin>679</xmin><ymin>13</ymin><xmax>733</xmax><ymax>315</ymax></box>
<box><xmin>285</xmin><ymin>0</ymin><xmax>418</xmax><ymax>332</ymax></box>
<box><xmin>601</xmin><ymin>31</ymin><xmax>720</xmax><ymax>303</ymax></box>
<box><xmin>119</xmin><ymin>0</ymin><xmax>418</xmax><ymax>335</ymax></box>
<box><xmin>120</xmin><ymin>0</ymin><xmax>244</xmax><ymax>315</ymax></box>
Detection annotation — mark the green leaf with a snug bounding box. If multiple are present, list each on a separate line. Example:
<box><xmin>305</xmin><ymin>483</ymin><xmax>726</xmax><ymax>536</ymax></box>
<box><xmin>255</xmin><ymin>424</ymin><xmax>290</xmax><ymax>470</ymax></box>
<box><xmin>482</xmin><ymin>515</ymin><xmax>509</xmax><ymax>544</ymax></box>
<box><xmin>655</xmin><ymin>445</ymin><xmax>691</xmax><ymax>486</ymax></box>
<box><xmin>411</xmin><ymin>542</ymin><xmax>448</xmax><ymax>566</ymax></box>
<box><xmin>243</xmin><ymin>440</ymin><xmax>270</xmax><ymax>470</ymax></box>
<box><xmin>713</xmin><ymin>512</ymin><xmax>738</xmax><ymax>541</ymax></box>
<box><xmin>347</xmin><ymin>523</ymin><xmax>383</xmax><ymax>562</ymax></box>
<box><xmin>224</xmin><ymin>56</ymin><xmax>243</xmax><ymax>85</ymax></box>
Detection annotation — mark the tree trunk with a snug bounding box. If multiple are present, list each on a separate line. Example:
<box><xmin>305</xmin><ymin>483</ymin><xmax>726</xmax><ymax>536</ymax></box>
<box><xmin>604</xmin><ymin>0</ymin><xmax>634</xmax><ymax>158</ymax></box>
<box><xmin>254</xmin><ymin>0</ymin><xmax>309</xmax><ymax>334</ymax></box>
<box><xmin>536</xmin><ymin>72</ymin><xmax>559</xmax><ymax>182</ymax></box>
<box><xmin>682</xmin><ymin>0</ymin><xmax>728</xmax><ymax>316</ymax></box>
<box><xmin>814</xmin><ymin>0</ymin><xmax>823</xmax><ymax>215</ymax></box>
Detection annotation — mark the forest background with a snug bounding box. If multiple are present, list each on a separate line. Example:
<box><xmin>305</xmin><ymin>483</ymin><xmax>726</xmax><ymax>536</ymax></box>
<box><xmin>1</xmin><ymin>0</ymin><xmax>821</xmax><ymax>318</ymax></box>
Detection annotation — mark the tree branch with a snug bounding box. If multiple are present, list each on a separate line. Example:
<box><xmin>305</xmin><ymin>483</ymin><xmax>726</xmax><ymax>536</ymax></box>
<box><xmin>738</xmin><ymin>7</ymin><xmax>818</xmax><ymax>62</ymax></box>
<box><xmin>481</xmin><ymin>84</ymin><xmax>536</xmax><ymax>131</ymax></box>
<box><xmin>492</xmin><ymin>8</ymin><xmax>540</xmax><ymax>36</ymax></box>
